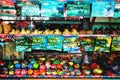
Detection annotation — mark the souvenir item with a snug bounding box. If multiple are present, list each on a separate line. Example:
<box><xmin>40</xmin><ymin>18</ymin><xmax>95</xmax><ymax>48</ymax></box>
<box><xmin>47</xmin><ymin>35</ymin><xmax>64</xmax><ymax>51</ymax></box>
<box><xmin>92</xmin><ymin>1</ymin><xmax>114</xmax><ymax>17</ymax></box>
<box><xmin>0</xmin><ymin>42</ymin><xmax>4</xmax><ymax>60</ymax></box>
<box><xmin>28</xmin><ymin>69</ymin><xmax>33</xmax><ymax>75</ymax></box>
<box><xmin>95</xmin><ymin>36</ymin><xmax>112</xmax><ymax>52</ymax></box>
<box><xmin>32</xmin><ymin>35</ymin><xmax>47</xmax><ymax>50</ymax></box>
<box><xmin>21</xmin><ymin>69</ymin><xmax>27</xmax><ymax>76</ymax></box>
<box><xmin>33</xmin><ymin>63</ymin><xmax>39</xmax><ymax>69</ymax></box>
<box><xmin>41</xmin><ymin>1</ymin><xmax>64</xmax><ymax>17</ymax></box>
<box><xmin>79</xmin><ymin>37</ymin><xmax>95</xmax><ymax>52</ymax></box>
<box><xmin>15</xmin><ymin>69</ymin><xmax>21</xmax><ymax>75</ymax></box>
<box><xmin>5</xmin><ymin>41</ymin><xmax>24</xmax><ymax>60</ymax></box>
<box><xmin>22</xmin><ymin>5</ymin><xmax>40</xmax><ymax>16</ymax></box>
<box><xmin>66</xmin><ymin>1</ymin><xmax>90</xmax><ymax>16</ymax></box>
<box><xmin>114</xmin><ymin>2</ymin><xmax>120</xmax><ymax>18</ymax></box>
<box><xmin>0</xmin><ymin>0</ymin><xmax>16</xmax><ymax>16</ymax></box>
<box><xmin>112</xmin><ymin>36</ymin><xmax>120</xmax><ymax>51</ymax></box>
<box><xmin>16</xmin><ymin>35</ymin><xmax>31</xmax><ymax>52</ymax></box>
<box><xmin>9</xmin><ymin>70</ymin><xmax>14</xmax><ymax>75</ymax></box>
<box><xmin>15</xmin><ymin>63</ymin><xmax>21</xmax><ymax>69</ymax></box>
<box><xmin>63</xmin><ymin>35</ymin><xmax>79</xmax><ymax>53</ymax></box>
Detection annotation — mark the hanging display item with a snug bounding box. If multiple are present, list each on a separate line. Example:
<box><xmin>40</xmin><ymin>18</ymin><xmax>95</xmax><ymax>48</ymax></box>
<box><xmin>1</xmin><ymin>34</ymin><xmax>24</xmax><ymax>60</ymax></box>
<box><xmin>78</xmin><ymin>37</ymin><xmax>95</xmax><ymax>52</ymax></box>
<box><xmin>63</xmin><ymin>35</ymin><xmax>80</xmax><ymax>53</ymax></box>
<box><xmin>47</xmin><ymin>35</ymin><xmax>64</xmax><ymax>51</ymax></box>
<box><xmin>32</xmin><ymin>35</ymin><xmax>47</xmax><ymax>50</ymax></box>
<box><xmin>41</xmin><ymin>1</ymin><xmax>64</xmax><ymax>17</ymax></box>
<box><xmin>0</xmin><ymin>42</ymin><xmax>4</xmax><ymax>60</ymax></box>
<box><xmin>66</xmin><ymin>1</ymin><xmax>90</xmax><ymax>16</ymax></box>
<box><xmin>0</xmin><ymin>0</ymin><xmax>16</xmax><ymax>16</ymax></box>
<box><xmin>111</xmin><ymin>36</ymin><xmax>120</xmax><ymax>51</ymax></box>
<box><xmin>95</xmin><ymin>36</ymin><xmax>112</xmax><ymax>52</ymax></box>
<box><xmin>92</xmin><ymin>1</ymin><xmax>114</xmax><ymax>17</ymax></box>
<box><xmin>4</xmin><ymin>42</ymin><xmax>17</xmax><ymax>60</ymax></box>
<box><xmin>114</xmin><ymin>2</ymin><xmax>120</xmax><ymax>18</ymax></box>
<box><xmin>16</xmin><ymin>35</ymin><xmax>31</xmax><ymax>52</ymax></box>
<box><xmin>22</xmin><ymin>5</ymin><xmax>40</xmax><ymax>16</ymax></box>
<box><xmin>15</xmin><ymin>0</ymin><xmax>40</xmax><ymax>16</ymax></box>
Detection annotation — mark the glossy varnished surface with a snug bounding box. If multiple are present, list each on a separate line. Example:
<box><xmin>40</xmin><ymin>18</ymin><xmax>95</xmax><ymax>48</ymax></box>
<box><xmin>24</xmin><ymin>78</ymin><xmax>103</xmax><ymax>80</ymax></box>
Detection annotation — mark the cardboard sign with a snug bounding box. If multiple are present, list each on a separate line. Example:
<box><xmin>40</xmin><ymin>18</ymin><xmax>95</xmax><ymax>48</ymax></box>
<box><xmin>16</xmin><ymin>35</ymin><xmax>31</xmax><ymax>52</ymax></box>
<box><xmin>22</xmin><ymin>5</ymin><xmax>40</xmax><ymax>16</ymax></box>
<box><xmin>92</xmin><ymin>1</ymin><xmax>114</xmax><ymax>17</ymax></box>
<box><xmin>66</xmin><ymin>2</ymin><xmax>90</xmax><ymax>16</ymax></box>
<box><xmin>0</xmin><ymin>42</ymin><xmax>4</xmax><ymax>60</ymax></box>
<box><xmin>41</xmin><ymin>1</ymin><xmax>64</xmax><ymax>17</ymax></box>
<box><xmin>63</xmin><ymin>35</ymin><xmax>79</xmax><ymax>53</ymax></box>
<box><xmin>79</xmin><ymin>37</ymin><xmax>95</xmax><ymax>52</ymax></box>
<box><xmin>95</xmin><ymin>36</ymin><xmax>112</xmax><ymax>52</ymax></box>
<box><xmin>112</xmin><ymin>36</ymin><xmax>120</xmax><ymax>51</ymax></box>
<box><xmin>47</xmin><ymin>35</ymin><xmax>64</xmax><ymax>51</ymax></box>
<box><xmin>32</xmin><ymin>35</ymin><xmax>47</xmax><ymax>50</ymax></box>
<box><xmin>114</xmin><ymin>2</ymin><xmax>120</xmax><ymax>18</ymax></box>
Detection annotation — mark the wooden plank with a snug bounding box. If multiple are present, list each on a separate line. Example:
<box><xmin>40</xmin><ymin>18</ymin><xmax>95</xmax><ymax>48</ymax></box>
<box><xmin>90</xmin><ymin>18</ymin><xmax>109</xmax><ymax>22</ymax></box>
<box><xmin>24</xmin><ymin>78</ymin><xmax>103</xmax><ymax>80</ymax></box>
<box><xmin>110</xmin><ymin>18</ymin><xmax>120</xmax><ymax>23</ymax></box>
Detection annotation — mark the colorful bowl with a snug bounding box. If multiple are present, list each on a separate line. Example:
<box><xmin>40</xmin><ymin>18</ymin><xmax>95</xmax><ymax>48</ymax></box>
<box><xmin>33</xmin><ymin>63</ymin><xmax>39</xmax><ymax>69</ymax></box>
<box><xmin>15</xmin><ymin>63</ymin><xmax>21</xmax><ymax>69</ymax></box>
<box><xmin>27</xmin><ymin>63</ymin><xmax>33</xmax><ymax>69</ymax></box>
<box><xmin>21</xmin><ymin>69</ymin><xmax>27</xmax><ymax>76</ymax></box>
<box><xmin>15</xmin><ymin>69</ymin><xmax>21</xmax><ymax>75</ymax></box>
<box><xmin>28</xmin><ymin>69</ymin><xmax>33</xmax><ymax>75</ymax></box>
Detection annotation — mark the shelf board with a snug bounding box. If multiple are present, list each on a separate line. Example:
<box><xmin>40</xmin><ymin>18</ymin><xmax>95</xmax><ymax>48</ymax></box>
<box><xmin>0</xmin><ymin>16</ymin><xmax>83</xmax><ymax>20</ymax></box>
<box><xmin>0</xmin><ymin>34</ymin><xmax>119</xmax><ymax>37</ymax></box>
<box><xmin>25</xmin><ymin>79</ymin><xmax>103</xmax><ymax>80</ymax></box>
<box><xmin>93</xmin><ymin>22</ymin><xmax>120</xmax><ymax>24</ymax></box>
<box><xmin>0</xmin><ymin>17</ymin><xmax>82</xmax><ymax>24</ymax></box>
<box><xmin>42</xmin><ymin>21</ymin><xmax>82</xmax><ymax>24</ymax></box>
<box><xmin>0</xmin><ymin>17</ymin><xmax>49</xmax><ymax>20</ymax></box>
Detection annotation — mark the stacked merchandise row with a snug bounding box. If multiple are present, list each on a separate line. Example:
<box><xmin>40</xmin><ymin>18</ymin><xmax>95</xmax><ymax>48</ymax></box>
<box><xmin>0</xmin><ymin>22</ymin><xmax>120</xmax><ymax>78</ymax></box>
<box><xmin>0</xmin><ymin>31</ymin><xmax>120</xmax><ymax>54</ymax></box>
<box><xmin>0</xmin><ymin>0</ymin><xmax>120</xmax><ymax>17</ymax></box>
<box><xmin>0</xmin><ymin>52</ymin><xmax>120</xmax><ymax>78</ymax></box>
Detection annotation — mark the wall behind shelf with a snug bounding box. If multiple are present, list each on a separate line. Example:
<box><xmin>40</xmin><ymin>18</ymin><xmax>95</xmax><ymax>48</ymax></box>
<box><xmin>90</xmin><ymin>17</ymin><xmax>120</xmax><ymax>23</ymax></box>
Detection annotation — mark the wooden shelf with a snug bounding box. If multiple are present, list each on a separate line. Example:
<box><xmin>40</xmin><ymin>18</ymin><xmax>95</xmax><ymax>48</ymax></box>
<box><xmin>24</xmin><ymin>79</ymin><xmax>103</xmax><ymax>80</ymax></box>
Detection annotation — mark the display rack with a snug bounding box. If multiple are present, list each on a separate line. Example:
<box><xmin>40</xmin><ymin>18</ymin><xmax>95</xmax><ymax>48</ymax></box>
<box><xmin>0</xmin><ymin>16</ymin><xmax>120</xmax><ymax>75</ymax></box>
<box><xmin>0</xmin><ymin>0</ymin><xmax>120</xmax><ymax>79</ymax></box>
